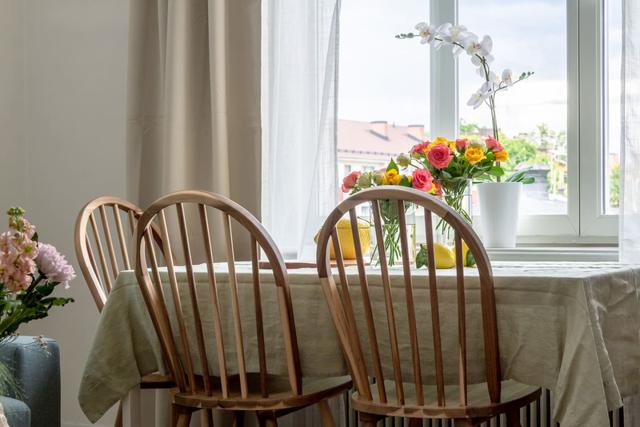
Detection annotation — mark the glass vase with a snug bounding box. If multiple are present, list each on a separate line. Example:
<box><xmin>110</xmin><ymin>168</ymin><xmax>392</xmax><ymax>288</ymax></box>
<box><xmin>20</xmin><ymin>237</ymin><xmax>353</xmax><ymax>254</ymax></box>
<box><xmin>437</xmin><ymin>179</ymin><xmax>473</xmax><ymax>246</ymax></box>
<box><xmin>370</xmin><ymin>200</ymin><xmax>416</xmax><ymax>266</ymax></box>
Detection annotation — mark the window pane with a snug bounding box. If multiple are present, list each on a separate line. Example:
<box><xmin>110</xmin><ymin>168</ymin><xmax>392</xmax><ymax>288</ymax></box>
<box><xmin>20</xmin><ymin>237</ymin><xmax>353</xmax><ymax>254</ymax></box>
<box><xmin>338</xmin><ymin>0</ymin><xmax>429</xmax><ymax>199</ymax></box>
<box><xmin>459</xmin><ymin>0</ymin><xmax>568</xmax><ymax>215</ymax></box>
<box><xmin>605</xmin><ymin>0</ymin><xmax>622</xmax><ymax>214</ymax></box>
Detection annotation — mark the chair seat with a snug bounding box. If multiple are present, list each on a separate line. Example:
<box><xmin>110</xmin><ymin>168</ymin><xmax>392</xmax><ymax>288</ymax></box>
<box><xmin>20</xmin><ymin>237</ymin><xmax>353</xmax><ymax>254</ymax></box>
<box><xmin>173</xmin><ymin>373</ymin><xmax>352</xmax><ymax>411</ymax></box>
<box><xmin>352</xmin><ymin>379</ymin><xmax>541</xmax><ymax>420</ymax></box>
<box><xmin>140</xmin><ymin>372</ymin><xmax>175</xmax><ymax>389</ymax></box>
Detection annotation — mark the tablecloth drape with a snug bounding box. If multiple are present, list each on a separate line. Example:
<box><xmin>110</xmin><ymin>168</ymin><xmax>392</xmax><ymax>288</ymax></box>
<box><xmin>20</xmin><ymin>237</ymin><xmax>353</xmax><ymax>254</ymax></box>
<box><xmin>79</xmin><ymin>262</ymin><xmax>640</xmax><ymax>427</ymax></box>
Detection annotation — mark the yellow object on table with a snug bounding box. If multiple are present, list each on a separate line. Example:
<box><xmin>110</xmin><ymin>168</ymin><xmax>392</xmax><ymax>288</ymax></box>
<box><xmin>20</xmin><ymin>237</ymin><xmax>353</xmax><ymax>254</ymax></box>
<box><xmin>315</xmin><ymin>218</ymin><xmax>371</xmax><ymax>260</ymax></box>
<box><xmin>417</xmin><ymin>241</ymin><xmax>475</xmax><ymax>269</ymax></box>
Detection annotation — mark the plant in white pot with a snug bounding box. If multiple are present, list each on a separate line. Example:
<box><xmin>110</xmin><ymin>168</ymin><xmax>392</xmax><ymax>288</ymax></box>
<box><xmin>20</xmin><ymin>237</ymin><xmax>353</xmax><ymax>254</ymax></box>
<box><xmin>397</xmin><ymin>23</ymin><xmax>535</xmax><ymax>248</ymax></box>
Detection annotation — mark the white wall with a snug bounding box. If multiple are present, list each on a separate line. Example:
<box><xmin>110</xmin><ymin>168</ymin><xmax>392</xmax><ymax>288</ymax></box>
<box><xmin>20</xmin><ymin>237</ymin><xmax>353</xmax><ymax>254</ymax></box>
<box><xmin>0</xmin><ymin>1</ymin><xmax>130</xmax><ymax>425</ymax></box>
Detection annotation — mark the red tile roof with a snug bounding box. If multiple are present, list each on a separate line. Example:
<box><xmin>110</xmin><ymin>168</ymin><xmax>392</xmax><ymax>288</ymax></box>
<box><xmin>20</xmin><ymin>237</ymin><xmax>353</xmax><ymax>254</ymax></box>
<box><xmin>337</xmin><ymin>120</ymin><xmax>424</xmax><ymax>161</ymax></box>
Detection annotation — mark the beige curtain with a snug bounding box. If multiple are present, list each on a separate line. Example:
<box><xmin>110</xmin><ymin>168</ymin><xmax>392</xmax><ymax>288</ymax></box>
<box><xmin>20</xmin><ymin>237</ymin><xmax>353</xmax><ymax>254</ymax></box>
<box><xmin>126</xmin><ymin>0</ymin><xmax>261</xmax><ymax>260</ymax></box>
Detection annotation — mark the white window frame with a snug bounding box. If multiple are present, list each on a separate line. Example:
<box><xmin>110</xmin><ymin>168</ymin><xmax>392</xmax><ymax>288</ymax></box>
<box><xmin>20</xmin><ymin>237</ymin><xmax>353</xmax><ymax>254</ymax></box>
<box><xmin>429</xmin><ymin>0</ymin><xmax>618</xmax><ymax>245</ymax></box>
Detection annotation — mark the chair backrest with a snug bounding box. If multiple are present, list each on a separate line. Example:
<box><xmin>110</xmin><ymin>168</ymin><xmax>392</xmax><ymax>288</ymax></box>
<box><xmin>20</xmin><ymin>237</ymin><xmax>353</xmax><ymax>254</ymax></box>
<box><xmin>75</xmin><ymin>196</ymin><xmax>159</xmax><ymax>311</ymax></box>
<box><xmin>316</xmin><ymin>187</ymin><xmax>500</xmax><ymax>409</ymax></box>
<box><xmin>134</xmin><ymin>190</ymin><xmax>302</xmax><ymax>398</ymax></box>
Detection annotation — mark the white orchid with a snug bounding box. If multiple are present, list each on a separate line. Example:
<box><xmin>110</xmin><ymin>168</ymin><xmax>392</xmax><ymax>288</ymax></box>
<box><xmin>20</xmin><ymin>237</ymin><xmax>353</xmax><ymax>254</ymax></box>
<box><xmin>415</xmin><ymin>22</ymin><xmax>437</xmax><ymax>44</ymax></box>
<box><xmin>397</xmin><ymin>21</ymin><xmax>534</xmax><ymax>160</ymax></box>
<box><xmin>447</xmin><ymin>25</ymin><xmax>469</xmax><ymax>43</ymax></box>
<box><xmin>501</xmin><ymin>69</ymin><xmax>514</xmax><ymax>85</ymax></box>
<box><xmin>479</xmin><ymin>35</ymin><xmax>493</xmax><ymax>56</ymax></box>
<box><xmin>462</xmin><ymin>33</ymin><xmax>481</xmax><ymax>55</ymax></box>
<box><xmin>467</xmin><ymin>91</ymin><xmax>486</xmax><ymax>109</ymax></box>
<box><xmin>462</xmin><ymin>34</ymin><xmax>493</xmax><ymax>60</ymax></box>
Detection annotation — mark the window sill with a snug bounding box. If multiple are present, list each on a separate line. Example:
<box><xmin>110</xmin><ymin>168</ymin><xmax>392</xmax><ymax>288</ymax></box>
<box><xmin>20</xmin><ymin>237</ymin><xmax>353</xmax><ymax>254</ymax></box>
<box><xmin>487</xmin><ymin>246</ymin><xmax>619</xmax><ymax>262</ymax></box>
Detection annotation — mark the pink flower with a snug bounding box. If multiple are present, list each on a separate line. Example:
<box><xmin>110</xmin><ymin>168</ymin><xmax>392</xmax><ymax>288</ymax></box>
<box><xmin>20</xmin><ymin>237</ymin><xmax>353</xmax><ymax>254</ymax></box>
<box><xmin>410</xmin><ymin>141</ymin><xmax>429</xmax><ymax>157</ymax></box>
<box><xmin>36</xmin><ymin>244</ymin><xmax>76</xmax><ymax>288</ymax></box>
<box><xmin>485</xmin><ymin>136</ymin><xmax>504</xmax><ymax>152</ymax></box>
<box><xmin>341</xmin><ymin>171</ymin><xmax>361</xmax><ymax>193</ymax></box>
<box><xmin>456</xmin><ymin>138</ymin><xmax>469</xmax><ymax>151</ymax></box>
<box><xmin>412</xmin><ymin>169</ymin><xmax>434</xmax><ymax>192</ymax></box>
<box><xmin>427</xmin><ymin>144</ymin><xmax>453</xmax><ymax>169</ymax></box>
<box><xmin>0</xmin><ymin>230</ymin><xmax>38</xmax><ymax>292</ymax></box>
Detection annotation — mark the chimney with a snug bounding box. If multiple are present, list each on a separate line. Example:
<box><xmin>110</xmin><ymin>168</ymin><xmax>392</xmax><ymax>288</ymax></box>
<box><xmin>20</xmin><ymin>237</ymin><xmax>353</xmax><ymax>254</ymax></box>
<box><xmin>406</xmin><ymin>125</ymin><xmax>425</xmax><ymax>141</ymax></box>
<box><xmin>369</xmin><ymin>121</ymin><xmax>388</xmax><ymax>140</ymax></box>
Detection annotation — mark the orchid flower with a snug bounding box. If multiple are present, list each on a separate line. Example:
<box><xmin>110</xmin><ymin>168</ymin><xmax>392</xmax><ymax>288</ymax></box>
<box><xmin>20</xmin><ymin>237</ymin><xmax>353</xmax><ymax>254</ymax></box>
<box><xmin>415</xmin><ymin>22</ymin><xmax>437</xmax><ymax>44</ymax></box>
<box><xmin>502</xmin><ymin>69</ymin><xmax>514</xmax><ymax>86</ymax></box>
<box><xmin>396</xmin><ymin>22</ymin><xmax>534</xmax><ymax>177</ymax></box>
<box><xmin>467</xmin><ymin>91</ymin><xmax>486</xmax><ymax>109</ymax></box>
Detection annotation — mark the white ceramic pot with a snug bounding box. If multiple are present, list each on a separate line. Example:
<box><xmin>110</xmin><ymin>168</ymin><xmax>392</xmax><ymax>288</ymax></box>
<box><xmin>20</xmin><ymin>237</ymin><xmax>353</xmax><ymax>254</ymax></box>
<box><xmin>477</xmin><ymin>182</ymin><xmax>522</xmax><ymax>248</ymax></box>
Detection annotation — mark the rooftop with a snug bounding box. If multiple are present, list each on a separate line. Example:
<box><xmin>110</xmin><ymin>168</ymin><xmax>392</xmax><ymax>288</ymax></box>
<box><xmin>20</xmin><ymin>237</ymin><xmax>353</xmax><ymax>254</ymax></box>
<box><xmin>338</xmin><ymin>120</ymin><xmax>423</xmax><ymax>161</ymax></box>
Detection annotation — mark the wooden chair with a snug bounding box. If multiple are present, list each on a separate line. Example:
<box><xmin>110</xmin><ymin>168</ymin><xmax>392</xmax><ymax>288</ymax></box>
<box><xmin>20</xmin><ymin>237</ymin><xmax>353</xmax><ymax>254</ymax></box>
<box><xmin>315</xmin><ymin>187</ymin><xmax>540</xmax><ymax>427</ymax></box>
<box><xmin>75</xmin><ymin>196</ymin><xmax>175</xmax><ymax>426</ymax></box>
<box><xmin>133</xmin><ymin>190</ymin><xmax>352</xmax><ymax>427</ymax></box>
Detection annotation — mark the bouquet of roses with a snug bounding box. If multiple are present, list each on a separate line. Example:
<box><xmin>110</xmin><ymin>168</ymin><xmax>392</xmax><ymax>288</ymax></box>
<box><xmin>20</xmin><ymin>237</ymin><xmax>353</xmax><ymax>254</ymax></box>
<box><xmin>403</xmin><ymin>135</ymin><xmax>509</xmax><ymax>224</ymax></box>
<box><xmin>0</xmin><ymin>208</ymin><xmax>75</xmax><ymax>394</ymax></box>
<box><xmin>342</xmin><ymin>158</ymin><xmax>438</xmax><ymax>265</ymax></box>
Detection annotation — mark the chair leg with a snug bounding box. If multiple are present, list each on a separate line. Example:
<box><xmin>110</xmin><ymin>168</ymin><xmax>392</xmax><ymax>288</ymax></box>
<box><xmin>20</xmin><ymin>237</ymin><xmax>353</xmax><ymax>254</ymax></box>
<box><xmin>359</xmin><ymin>412</ymin><xmax>380</xmax><ymax>427</ymax></box>
<box><xmin>408</xmin><ymin>419</ymin><xmax>423</xmax><ymax>427</ymax></box>
<box><xmin>173</xmin><ymin>405</ymin><xmax>193</xmax><ymax>427</ymax></box>
<box><xmin>507</xmin><ymin>409</ymin><xmax>522</xmax><ymax>427</ymax></box>
<box><xmin>114</xmin><ymin>402</ymin><xmax>123</xmax><ymax>427</ymax></box>
<box><xmin>231</xmin><ymin>411</ymin><xmax>245</xmax><ymax>427</ymax></box>
<box><xmin>318</xmin><ymin>400</ymin><xmax>336</xmax><ymax>427</ymax></box>
<box><xmin>257</xmin><ymin>411</ymin><xmax>278</xmax><ymax>427</ymax></box>
<box><xmin>202</xmin><ymin>408</ymin><xmax>214</xmax><ymax>427</ymax></box>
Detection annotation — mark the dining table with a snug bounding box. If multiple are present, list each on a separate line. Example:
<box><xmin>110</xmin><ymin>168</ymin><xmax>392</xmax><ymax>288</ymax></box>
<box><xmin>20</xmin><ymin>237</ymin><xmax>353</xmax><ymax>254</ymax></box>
<box><xmin>78</xmin><ymin>261</ymin><xmax>640</xmax><ymax>427</ymax></box>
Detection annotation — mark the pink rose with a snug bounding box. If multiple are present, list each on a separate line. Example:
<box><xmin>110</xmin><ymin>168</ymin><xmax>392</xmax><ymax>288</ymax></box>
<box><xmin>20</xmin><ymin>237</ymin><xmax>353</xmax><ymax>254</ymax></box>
<box><xmin>485</xmin><ymin>136</ymin><xmax>504</xmax><ymax>152</ymax></box>
<box><xmin>410</xmin><ymin>141</ymin><xmax>429</xmax><ymax>157</ymax></box>
<box><xmin>456</xmin><ymin>138</ymin><xmax>469</xmax><ymax>151</ymax></box>
<box><xmin>427</xmin><ymin>144</ymin><xmax>453</xmax><ymax>169</ymax></box>
<box><xmin>412</xmin><ymin>169</ymin><xmax>434</xmax><ymax>192</ymax></box>
<box><xmin>341</xmin><ymin>171</ymin><xmax>361</xmax><ymax>193</ymax></box>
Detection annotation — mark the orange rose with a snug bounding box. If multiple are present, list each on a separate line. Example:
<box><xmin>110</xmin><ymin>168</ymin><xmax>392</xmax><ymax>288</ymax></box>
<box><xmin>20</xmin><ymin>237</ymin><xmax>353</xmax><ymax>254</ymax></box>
<box><xmin>495</xmin><ymin>150</ymin><xmax>509</xmax><ymax>162</ymax></box>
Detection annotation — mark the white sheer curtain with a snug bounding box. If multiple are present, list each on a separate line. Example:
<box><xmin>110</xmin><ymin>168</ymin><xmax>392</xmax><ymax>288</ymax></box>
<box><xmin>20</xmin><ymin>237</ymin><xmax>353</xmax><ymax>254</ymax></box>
<box><xmin>621</xmin><ymin>2</ymin><xmax>640</xmax><ymax>419</ymax></box>
<box><xmin>261</xmin><ymin>0</ymin><xmax>341</xmax><ymax>260</ymax></box>
<box><xmin>620</xmin><ymin>0</ymin><xmax>640</xmax><ymax>262</ymax></box>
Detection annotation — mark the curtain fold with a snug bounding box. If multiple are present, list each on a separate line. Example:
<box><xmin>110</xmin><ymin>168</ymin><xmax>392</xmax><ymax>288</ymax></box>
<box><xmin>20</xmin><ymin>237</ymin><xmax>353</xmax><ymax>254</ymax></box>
<box><xmin>261</xmin><ymin>0</ymin><xmax>341</xmax><ymax>260</ymax></box>
<box><xmin>126</xmin><ymin>0</ymin><xmax>261</xmax><ymax>259</ymax></box>
<box><xmin>620</xmin><ymin>0</ymin><xmax>640</xmax><ymax>262</ymax></box>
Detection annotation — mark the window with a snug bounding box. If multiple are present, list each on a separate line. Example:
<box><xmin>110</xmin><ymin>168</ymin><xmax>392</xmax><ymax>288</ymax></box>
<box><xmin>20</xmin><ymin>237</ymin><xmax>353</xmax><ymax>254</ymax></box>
<box><xmin>605</xmin><ymin>0</ymin><xmax>622</xmax><ymax>215</ymax></box>
<box><xmin>459</xmin><ymin>0</ymin><xmax>568</xmax><ymax>217</ymax></box>
<box><xmin>338</xmin><ymin>0</ymin><xmax>619</xmax><ymax>243</ymax></box>
<box><xmin>338</xmin><ymin>0</ymin><xmax>429</xmax><ymax>184</ymax></box>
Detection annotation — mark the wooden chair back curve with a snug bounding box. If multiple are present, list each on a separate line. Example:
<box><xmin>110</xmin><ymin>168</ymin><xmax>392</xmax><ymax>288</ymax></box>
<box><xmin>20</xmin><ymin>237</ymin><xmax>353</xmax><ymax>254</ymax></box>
<box><xmin>315</xmin><ymin>186</ymin><xmax>501</xmax><ymax>411</ymax></box>
<box><xmin>133</xmin><ymin>190</ymin><xmax>303</xmax><ymax>399</ymax></box>
<box><xmin>75</xmin><ymin>196</ymin><xmax>165</xmax><ymax>312</ymax></box>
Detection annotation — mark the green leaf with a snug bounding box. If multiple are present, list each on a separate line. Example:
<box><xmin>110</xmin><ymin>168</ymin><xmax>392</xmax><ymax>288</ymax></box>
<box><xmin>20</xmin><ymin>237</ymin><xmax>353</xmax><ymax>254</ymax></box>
<box><xmin>416</xmin><ymin>244</ymin><xmax>428</xmax><ymax>269</ymax></box>
<box><xmin>466</xmin><ymin>250</ymin><xmax>476</xmax><ymax>267</ymax></box>
<box><xmin>386</xmin><ymin>158</ymin><xmax>398</xmax><ymax>172</ymax></box>
<box><xmin>399</xmin><ymin>175</ymin><xmax>411</xmax><ymax>187</ymax></box>
<box><xmin>489</xmin><ymin>166</ymin><xmax>505</xmax><ymax>176</ymax></box>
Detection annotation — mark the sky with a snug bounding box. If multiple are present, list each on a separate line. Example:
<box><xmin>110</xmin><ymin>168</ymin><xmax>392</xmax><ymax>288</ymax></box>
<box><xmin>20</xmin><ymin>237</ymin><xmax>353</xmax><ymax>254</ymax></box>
<box><xmin>337</xmin><ymin>0</ymin><xmax>622</xmax><ymax>147</ymax></box>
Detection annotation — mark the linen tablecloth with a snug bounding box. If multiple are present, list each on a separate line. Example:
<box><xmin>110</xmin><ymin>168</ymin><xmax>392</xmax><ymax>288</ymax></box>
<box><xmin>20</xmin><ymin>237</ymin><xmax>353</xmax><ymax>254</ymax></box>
<box><xmin>79</xmin><ymin>262</ymin><xmax>640</xmax><ymax>427</ymax></box>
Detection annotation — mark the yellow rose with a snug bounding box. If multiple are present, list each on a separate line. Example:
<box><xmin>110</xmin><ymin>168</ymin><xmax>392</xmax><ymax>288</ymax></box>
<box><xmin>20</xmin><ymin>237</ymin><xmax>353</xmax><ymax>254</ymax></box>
<box><xmin>495</xmin><ymin>150</ymin><xmax>509</xmax><ymax>162</ymax></box>
<box><xmin>428</xmin><ymin>136</ymin><xmax>456</xmax><ymax>152</ymax></box>
<box><xmin>465</xmin><ymin>147</ymin><xmax>486</xmax><ymax>165</ymax></box>
<box><xmin>383</xmin><ymin>169</ymin><xmax>402</xmax><ymax>185</ymax></box>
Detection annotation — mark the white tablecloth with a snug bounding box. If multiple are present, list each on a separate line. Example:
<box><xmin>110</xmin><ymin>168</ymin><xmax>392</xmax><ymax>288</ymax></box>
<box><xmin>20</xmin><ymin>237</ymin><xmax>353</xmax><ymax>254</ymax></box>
<box><xmin>79</xmin><ymin>262</ymin><xmax>640</xmax><ymax>427</ymax></box>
